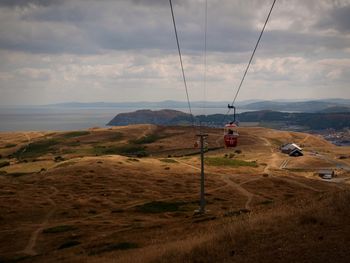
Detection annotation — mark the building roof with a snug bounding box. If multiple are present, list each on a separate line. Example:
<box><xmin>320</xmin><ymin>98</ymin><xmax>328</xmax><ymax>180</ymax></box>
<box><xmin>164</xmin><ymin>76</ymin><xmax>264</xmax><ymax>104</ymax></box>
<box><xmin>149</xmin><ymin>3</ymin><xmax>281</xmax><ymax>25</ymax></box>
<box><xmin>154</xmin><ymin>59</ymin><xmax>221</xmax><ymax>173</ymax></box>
<box><xmin>318</xmin><ymin>169</ymin><xmax>334</xmax><ymax>174</ymax></box>
<box><xmin>289</xmin><ymin>148</ymin><xmax>303</xmax><ymax>156</ymax></box>
<box><xmin>281</xmin><ymin>143</ymin><xmax>302</xmax><ymax>152</ymax></box>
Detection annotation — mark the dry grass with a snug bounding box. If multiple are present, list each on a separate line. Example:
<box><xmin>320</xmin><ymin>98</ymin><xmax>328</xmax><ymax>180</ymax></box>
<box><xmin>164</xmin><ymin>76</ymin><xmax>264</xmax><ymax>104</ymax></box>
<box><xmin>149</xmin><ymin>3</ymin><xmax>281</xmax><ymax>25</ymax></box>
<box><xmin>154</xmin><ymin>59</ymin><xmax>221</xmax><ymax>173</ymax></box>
<box><xmin>0</xmin><ymin>125</ymin><xmax>349</xmax><ymax>263</ymax></box>
<box><xmin>145</xmin><ymin>191</ymin><xmax>350</xmax><ymax>263</ymax></box>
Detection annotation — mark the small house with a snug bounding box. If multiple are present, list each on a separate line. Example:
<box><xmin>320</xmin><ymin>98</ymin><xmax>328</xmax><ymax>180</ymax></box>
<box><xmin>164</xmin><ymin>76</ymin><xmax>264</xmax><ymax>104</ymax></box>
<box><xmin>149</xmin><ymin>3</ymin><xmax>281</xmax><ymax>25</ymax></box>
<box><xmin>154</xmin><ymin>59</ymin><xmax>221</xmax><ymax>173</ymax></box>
<box><xmin>289</xmin><ymin>148</ymin><xmax>303</xmax><ymax>157</ymax></box>
<box><xmin>280</xmin><ymin>143</ymin><xmax>303</xmax><ymax>157</ymax></box>
<box><xmin>318</xmin><ymin>169</ymin><xmax>334</xmax><ymax>179</ymax></box>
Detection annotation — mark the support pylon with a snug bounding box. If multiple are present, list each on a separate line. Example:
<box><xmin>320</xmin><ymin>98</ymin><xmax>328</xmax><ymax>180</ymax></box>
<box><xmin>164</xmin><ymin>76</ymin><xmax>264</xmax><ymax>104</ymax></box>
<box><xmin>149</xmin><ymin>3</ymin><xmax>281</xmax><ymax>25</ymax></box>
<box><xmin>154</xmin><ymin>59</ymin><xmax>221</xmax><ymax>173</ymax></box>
<box><xmin>196</xmin><ymin>133</ymin><xmax>208</xmax><ymax>214</ymax></box>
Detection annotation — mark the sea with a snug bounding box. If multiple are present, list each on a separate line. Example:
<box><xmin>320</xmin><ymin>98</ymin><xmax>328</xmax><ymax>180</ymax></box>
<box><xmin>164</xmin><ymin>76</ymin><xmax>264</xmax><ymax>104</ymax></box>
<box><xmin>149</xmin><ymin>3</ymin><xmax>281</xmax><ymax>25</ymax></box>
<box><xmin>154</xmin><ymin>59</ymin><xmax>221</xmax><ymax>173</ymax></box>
<box><xmin>0</xmin><ymin>107</ymin><xmax>231</xmax><ymax>132</ymax></box>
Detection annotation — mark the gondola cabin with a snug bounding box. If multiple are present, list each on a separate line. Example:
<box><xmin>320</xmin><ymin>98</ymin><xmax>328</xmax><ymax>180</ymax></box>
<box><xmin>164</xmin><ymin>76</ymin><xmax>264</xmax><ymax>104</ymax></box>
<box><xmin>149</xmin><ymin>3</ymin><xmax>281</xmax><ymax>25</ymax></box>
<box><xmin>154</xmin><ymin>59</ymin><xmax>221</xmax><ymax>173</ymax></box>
<box><xmin>224</xmin><ymin>123</ymin><xmax>239</xmax><ymax>147</ymax></box>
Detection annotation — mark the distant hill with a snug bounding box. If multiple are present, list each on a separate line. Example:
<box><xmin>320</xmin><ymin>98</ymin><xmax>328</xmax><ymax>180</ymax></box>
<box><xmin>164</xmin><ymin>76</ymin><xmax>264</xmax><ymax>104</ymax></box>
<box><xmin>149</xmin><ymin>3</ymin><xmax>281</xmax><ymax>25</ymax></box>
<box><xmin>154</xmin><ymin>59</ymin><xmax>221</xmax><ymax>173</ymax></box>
<box><xmin>319</xmin><ymin>106</ymin><xmax>350</xmax><ymax>113</ymax></box>
<box><xmin>108</xmin><ymin>109</ymin><xmax>350</xmax><ymax>130</ymax></box>
<box><xmin>241</xmin><ymin>100</ymin><xmax>350</xmax><ymax>112</ymax></box>
<box><xmin>45</xmin><ymin>99</ymin><xmax>350</xmax><ymax>113</ymax></box>
<box><xmin>107</xmin><ymin>109</ymin><xmax>192</xmax><ymax>126</ymax></box>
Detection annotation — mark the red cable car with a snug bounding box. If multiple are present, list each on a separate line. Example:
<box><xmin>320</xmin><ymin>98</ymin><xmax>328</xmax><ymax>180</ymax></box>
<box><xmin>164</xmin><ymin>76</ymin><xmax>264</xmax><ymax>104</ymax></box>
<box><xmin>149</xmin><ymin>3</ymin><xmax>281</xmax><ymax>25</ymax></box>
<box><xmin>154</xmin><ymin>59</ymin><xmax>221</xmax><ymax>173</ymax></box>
<box><xmin>224</xmin><ymin>123</ymin><xmax>239</xmax><ymax>147</ymax></box>
<box><xmin>224</xmin><ymin>105</ymin><xmax>239</xmax><ymax>148</ymax></box>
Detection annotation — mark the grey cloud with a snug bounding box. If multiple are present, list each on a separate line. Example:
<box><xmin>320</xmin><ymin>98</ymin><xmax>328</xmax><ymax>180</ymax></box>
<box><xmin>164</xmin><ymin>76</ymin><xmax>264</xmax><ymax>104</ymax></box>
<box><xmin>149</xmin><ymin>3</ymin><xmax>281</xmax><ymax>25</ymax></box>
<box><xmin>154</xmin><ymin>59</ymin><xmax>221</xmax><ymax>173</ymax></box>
<box><xmin>0</xmin><ymin>0</ymin><xmax>63</xmax><ymax>7</ymax></box>
<box><xmin>315</xmin><ymin>4</ymin><xmax>350</xmax><ymax>33</ymax></box>
<box><xmin>0</xmin><ymin>0</ymin><xmax>350</xmax><ymax>105</ymax></box>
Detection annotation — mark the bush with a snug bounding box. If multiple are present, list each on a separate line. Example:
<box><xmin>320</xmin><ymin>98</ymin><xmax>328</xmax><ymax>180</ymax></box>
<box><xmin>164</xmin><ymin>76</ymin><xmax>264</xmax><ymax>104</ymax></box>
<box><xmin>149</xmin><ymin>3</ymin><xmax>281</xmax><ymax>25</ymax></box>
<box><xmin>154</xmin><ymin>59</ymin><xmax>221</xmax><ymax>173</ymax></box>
<box><xmin>132</xmin><ymin>134</ymin><xmax>164</xmax><ymax>144</ymax></box>
<box><xmin>14</xmin><ymin>139</ymin><xmax>59</xmax><ymax>159</ymax></box>
<box><xmin>92</xmin><ymin>144</ymin><xmax>148</xmax><ymax>157</ymax></box>
<box><xmin>62</xmin><ymin>131</ymin><xmax>90</xmax><ymax>138</ymax></box>
<box><xmin>4</xmin><ymin>143</ymin><xmax>17</xmax><ymax>148</ymax></box>
<box><xmin>43</xmin><ymin>225</ymin><xmax>77</xmax><ymax>234</ymax></box>
<box><xmin>54</xmin><ymin>156</ymin><xmax>65</xmax><ymax>162</ymax></box>
<box><xmin>89</xmin><ymin>242</ymin><xmax>139</xmax><ymax>255</ymax></box>
<box><xmin>0</xmin><ymin>161</ymin><xmax>10</xmax><ymax>168</ymax></box>
<box><xmin>136</xmin><ymin>201</ymin><xmax>185</xmax><ymax>213</ymax></box>
<box><xmin>58</xmin><ymin>240</ymin><xmax>81</xmax><ymax>250</ymax></box>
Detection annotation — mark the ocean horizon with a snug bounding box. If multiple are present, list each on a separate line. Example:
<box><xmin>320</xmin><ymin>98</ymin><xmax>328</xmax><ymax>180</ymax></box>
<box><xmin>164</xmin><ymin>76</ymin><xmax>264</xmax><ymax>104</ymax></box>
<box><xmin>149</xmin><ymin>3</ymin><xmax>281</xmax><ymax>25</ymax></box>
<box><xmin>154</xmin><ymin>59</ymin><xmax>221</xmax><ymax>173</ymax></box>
<box><xmin>0</xmin><ymin>107</ymin><xmax>235</xmax><ymax>132</ymax></box>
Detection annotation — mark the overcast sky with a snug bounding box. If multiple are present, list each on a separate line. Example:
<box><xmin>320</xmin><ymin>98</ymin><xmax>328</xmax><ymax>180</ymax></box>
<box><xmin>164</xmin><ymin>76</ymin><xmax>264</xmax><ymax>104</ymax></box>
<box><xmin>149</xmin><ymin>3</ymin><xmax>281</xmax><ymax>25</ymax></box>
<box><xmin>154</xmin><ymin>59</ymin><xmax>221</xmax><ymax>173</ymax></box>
<box><xmin>0</xmin><ymin>0</ymin><xmax>349</xmax><ymax>105</ymax></box>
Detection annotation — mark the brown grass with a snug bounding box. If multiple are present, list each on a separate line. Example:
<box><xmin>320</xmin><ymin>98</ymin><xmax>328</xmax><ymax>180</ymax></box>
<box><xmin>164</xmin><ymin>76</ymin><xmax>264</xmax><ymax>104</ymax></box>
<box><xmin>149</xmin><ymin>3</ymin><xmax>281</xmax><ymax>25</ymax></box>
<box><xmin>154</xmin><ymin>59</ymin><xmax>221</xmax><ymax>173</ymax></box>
<box><xmin>0</xmin><ymin>125</ymin><xmax>349</xmax><ymax>263</ymax></box>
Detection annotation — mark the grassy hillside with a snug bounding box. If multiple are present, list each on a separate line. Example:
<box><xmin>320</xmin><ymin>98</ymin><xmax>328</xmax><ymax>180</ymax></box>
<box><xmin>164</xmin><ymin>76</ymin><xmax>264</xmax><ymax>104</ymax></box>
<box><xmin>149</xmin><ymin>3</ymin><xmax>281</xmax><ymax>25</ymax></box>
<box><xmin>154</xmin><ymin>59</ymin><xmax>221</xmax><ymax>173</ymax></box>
<box><xmin>0</xmin><ymin>125</ymin><xmax>349</xmax><ymax>263</ymax></box>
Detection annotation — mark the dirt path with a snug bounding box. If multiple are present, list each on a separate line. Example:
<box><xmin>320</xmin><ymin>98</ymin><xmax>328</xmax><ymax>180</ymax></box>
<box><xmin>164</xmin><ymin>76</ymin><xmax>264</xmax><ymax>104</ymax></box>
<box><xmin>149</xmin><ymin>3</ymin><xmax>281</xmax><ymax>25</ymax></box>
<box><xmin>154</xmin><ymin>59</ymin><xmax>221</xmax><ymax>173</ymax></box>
<box><xmin>177</xmin><ymin>160</ymin><xmax>257</xmax><ymax>210</ymax></box>
<box><xmin>221</xmin><ymin>175</ymin><xmax>255</xmax><ymax>210</ymax></box>
<box><xmin>21</xmin><ymin>186</ymin><xmax>58</xmax><ymax>256</ymax></box>
<box><xmin>271</xmin><ymin>175</ymin><xmax>322</xmax><ymax>192</ymax></box>
<box><xmin>300</xmin><ymin>134</ymin><xmax>311</xmax><ymax>144</ymax></box>
<box><xmin>18</xmin><ymin>132</ymin><xmax>32</xmax><ymax>159</ymax></box>
<box><xmin>139</xmin><ymin>124</ymin><xmax>155</xmax><ymax>138</ymax></box>
<box><xmin>264</xmin><ymin>151</ymin><xmax>323</xmax><ymax>192</ymax></box>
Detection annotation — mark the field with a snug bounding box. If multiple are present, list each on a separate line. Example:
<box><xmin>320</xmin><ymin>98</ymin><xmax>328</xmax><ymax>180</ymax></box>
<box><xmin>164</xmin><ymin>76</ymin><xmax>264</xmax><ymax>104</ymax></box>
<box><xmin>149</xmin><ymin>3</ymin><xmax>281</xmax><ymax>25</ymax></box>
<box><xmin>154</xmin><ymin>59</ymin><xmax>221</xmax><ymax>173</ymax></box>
<box><xmin>0</xmin><ymin>125</ymin><xmax>350</xmax><ymax>262</ymax></box>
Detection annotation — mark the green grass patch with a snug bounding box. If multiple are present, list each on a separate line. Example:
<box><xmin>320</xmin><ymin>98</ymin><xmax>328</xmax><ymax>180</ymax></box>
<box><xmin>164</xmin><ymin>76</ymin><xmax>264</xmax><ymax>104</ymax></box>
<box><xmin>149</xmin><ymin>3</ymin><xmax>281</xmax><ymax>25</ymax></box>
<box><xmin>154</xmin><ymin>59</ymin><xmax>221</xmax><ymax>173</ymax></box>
<box><xmin>136</xmin><ymin>201</ymin><xmax>184</xmax><ymax>213</ymax></box>
<box><xmin>0</xmin><ymin>161</ymin><xmax>10</xmax><ymax>168</ymax></box>
<box><xmin>14</xmin><ymin>139</ymin><xmax>60</xmax><ymax>159</ymax></box>
<box><xmin>89</xmin><ymin>242</ymin><xmax>139</xmax><ymax>255</ymax></box>
<box><xmin>65</xmin><ymin>141</ymin><xmax>81</xmax><ymax>147</ymax></box>
<box><xmin>43</xmin><ymin>225</ymin><xmax>77</xmax><ymax>234</ymax></box>
<box><xmin>205</xmin><ymin>157</ymin><xmax>258</xmax><ymax>167</ymax></box>
<box><xmin>109</xmin><ymin>132</ymin><xmax>124</xmax><ymax>140</ymax></box>
<box><xmin>58</xmin><ymin>240</ymin><xmax>81</xmax><ymax>250</ymax></box>
<box><xmin>132</xmin><ymin>134</ymin><xmax>164</xmax><ymax>144</ymax></box>
<box><xmin>62</xmin><ymin>131</ymin><xmax>90</xmax><ymax>138</ymax></box>
<box><xmin>159</xmin><ymin>158</ymin><xmax>178</xmax><ymax>163</ymax></box>
<box><xmin>92</xmin><ymin>144</ymin><xmax>148</xmax><ymax>157</ymax></box>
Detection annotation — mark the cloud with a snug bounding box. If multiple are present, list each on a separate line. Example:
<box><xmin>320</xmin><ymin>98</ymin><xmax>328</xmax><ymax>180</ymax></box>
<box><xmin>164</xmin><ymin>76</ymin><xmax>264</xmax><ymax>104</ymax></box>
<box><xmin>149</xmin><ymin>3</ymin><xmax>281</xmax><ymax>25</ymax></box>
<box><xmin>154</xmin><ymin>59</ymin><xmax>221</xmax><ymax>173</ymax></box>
<box><xmin>0</xmin><ymin>0</ymin><xmax>63</xmax><ymax>7</ymax></box>
<box><xmin>316</xmin><ymin>4</ymin><xmax>350</xmax><ymax>33</ymax></box>
<box><xmin>0</xmin><ymin>0</ymin><xmax>349</xmax><ymax>105</ymax></box>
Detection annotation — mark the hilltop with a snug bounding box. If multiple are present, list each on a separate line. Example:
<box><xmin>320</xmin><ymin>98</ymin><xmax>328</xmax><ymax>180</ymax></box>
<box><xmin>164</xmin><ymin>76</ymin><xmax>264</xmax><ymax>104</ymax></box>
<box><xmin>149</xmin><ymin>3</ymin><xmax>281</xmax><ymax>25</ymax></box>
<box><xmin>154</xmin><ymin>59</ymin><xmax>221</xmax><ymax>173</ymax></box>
<box><xmin>107</xmin><ymin>109</ymin><xmax>350</xmax><ymax>131</ymax></box>
<box><xmin>0</xmin><ymin>125</ymin><xmax>349</xmax><ymax>262</ymax></box>
<box><xmin>107</xmin><ymin>109</ymin><xmax>191</xmax><ymax>126</ymax></box>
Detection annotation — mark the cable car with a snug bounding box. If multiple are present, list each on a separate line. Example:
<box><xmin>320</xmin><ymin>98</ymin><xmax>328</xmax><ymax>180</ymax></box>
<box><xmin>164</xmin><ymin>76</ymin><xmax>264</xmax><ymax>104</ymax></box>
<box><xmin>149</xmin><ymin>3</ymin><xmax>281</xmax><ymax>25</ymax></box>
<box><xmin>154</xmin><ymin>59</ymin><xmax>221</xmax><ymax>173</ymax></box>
<box><xmin>224</xmin><ymin>105</ymin><xmax>239</xmax><ymax>147</ymax></box>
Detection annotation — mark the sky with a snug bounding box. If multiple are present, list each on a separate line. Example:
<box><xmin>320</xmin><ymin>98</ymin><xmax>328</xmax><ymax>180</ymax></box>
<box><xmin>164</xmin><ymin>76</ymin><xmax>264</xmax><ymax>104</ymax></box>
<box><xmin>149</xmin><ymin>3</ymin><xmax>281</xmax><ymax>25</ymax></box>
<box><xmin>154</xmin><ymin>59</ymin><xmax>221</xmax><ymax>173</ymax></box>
<box><xmin>0</xmin><ymin>0</ymin><xmax>349</xmax><ymax>105</ymax></box>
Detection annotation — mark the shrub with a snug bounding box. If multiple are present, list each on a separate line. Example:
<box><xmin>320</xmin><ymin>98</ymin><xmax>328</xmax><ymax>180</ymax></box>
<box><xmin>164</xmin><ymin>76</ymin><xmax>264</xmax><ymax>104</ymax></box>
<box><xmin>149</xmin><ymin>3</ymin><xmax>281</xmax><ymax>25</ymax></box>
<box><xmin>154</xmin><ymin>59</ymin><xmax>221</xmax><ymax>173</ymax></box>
<box><xmin>0</xmin><ymin>161</ymin><xmax>10</xmax><ymax>168</ymax></box>
<box><xmin>132</xmin><ymin>134</ymin><xmax>164</xmax><ymax>144</ymax></box>
<box><xmin>62</xmin><ymin>131</ymin><xmax>90</xmax><ymax>138</ymax></box>
<box><xmin>54</xmin><ymin>156</ymin><xmax>65</xmax><ymax>162</ymax></box>
<box><xmin>14</xmin><ymin>139</ymin><xmax>59</xmax><ymax>159</ymax></box>
<box><xmin>89</xmin><ymin>242</ymin><xmax>139</xmax><ymax>255</ymax></box>
<box><xmin>43</xmin><ymin>225</ymin><xmax>77</xmax><ymax>234</ymax></box>
<box><xmin>4</xmin><ymin>143</ymin><xmax>16</xmax><ymax>148</ymax></box>
<box><xmin>136</xmin><ymin>201</ymin><xmax>185</xmax><ymax>213</ymax></box>
<box><xmin>92</xmin><ymin>144</ymin><xmax>148</xmax><ymax>157</ymax></box>
<box><xmin>58</xmin><ymin>240</ymin><xmax>81</xmax><ymax>250</ymax></box>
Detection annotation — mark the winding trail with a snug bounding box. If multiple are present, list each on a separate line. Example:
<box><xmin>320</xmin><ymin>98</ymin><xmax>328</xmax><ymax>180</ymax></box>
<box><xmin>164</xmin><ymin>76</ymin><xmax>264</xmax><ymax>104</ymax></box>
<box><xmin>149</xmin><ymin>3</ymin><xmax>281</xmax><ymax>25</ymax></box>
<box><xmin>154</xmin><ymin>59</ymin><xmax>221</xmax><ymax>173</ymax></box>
<box><xmin>22</xmin><ymin>186</ymin><xmax>58</xmax><ymax>256</ymax></box>
<box><xmin>221</xmin><ymin>175</ymin><xmax>255</xmax><ymax>210</ymax></box>
<box><xmin>177</xmin><ymin>160</ymin><xmax>257</xmax><ymax>210</ymax></box>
